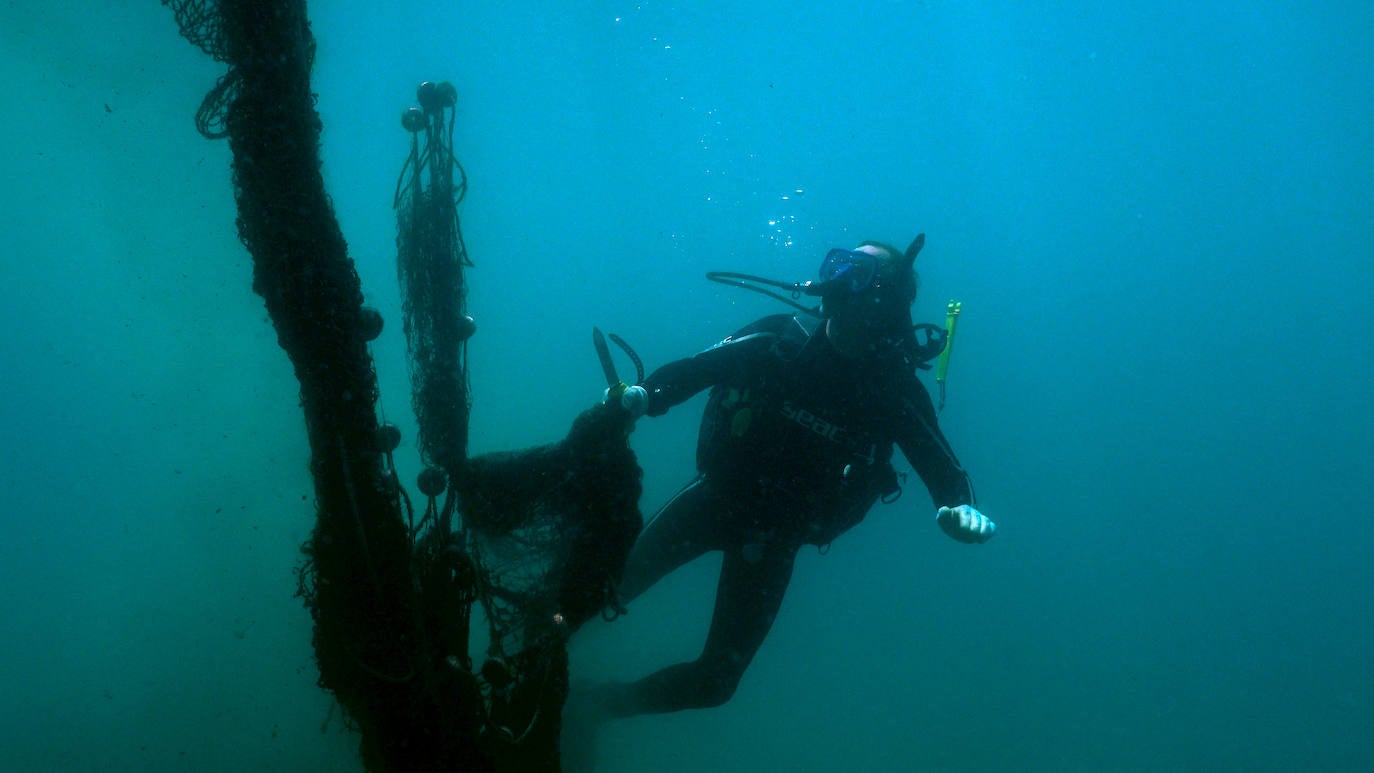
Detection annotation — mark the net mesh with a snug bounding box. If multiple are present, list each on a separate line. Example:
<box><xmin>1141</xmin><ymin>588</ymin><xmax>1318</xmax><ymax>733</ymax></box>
<box><xmin>165</xmin><ymin>2</ymin><xmax>644</xmax><ymax>770</ymax></box>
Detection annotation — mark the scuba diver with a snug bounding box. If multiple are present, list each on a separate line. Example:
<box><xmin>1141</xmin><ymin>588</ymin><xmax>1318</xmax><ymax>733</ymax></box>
<box><xmin>589</xmin><ymin>235</ymin><xmax>997</xmax><ymax>722</ymax></box>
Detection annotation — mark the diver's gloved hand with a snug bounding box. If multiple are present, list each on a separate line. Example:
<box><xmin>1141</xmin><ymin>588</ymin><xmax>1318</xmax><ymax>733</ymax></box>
<box><xmin>937</xmin><ymin>505</ymin><xmax>996</xmax><ymax>544</ymax></box>
<box><xmin>619</xmin><ymin>385</ymin><xmax>649</xmax><ymax>418</ymax></box>
<box><xmin>601</xmin><ymin>384</ymin><xmax>649</xmax><ymax>419</ymax></box>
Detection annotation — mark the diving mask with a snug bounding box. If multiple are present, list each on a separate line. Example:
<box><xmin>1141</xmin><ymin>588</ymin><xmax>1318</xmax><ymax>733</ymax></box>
<box><xmin>808</xmin><ymin>248</ymin><xmax>880</xmax><ymax>296</ymax></box>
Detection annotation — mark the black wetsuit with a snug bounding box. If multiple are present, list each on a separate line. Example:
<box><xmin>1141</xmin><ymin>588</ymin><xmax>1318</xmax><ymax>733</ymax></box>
<box><xmin>609</xmin><ymin>313</ymin><xmax>974</xmax><ymax>717</ymax></box>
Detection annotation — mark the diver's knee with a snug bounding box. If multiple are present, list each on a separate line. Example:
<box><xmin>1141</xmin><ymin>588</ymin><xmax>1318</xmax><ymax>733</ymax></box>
<box><xmin>694</xmin><ymin>663</ymin><xmax>743</xmax><ymax>708</ymax></box>
<box><xmin>698</xmin><ymin>679</ymin><xmax>737</xmax><ymax>708</ymax></box>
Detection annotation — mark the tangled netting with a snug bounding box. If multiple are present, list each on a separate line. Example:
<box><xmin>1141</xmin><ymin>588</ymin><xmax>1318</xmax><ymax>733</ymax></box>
<box><xmin>460</xmin><ymin>403</ymin><xmax>642</xmax><ymax>647</ymax></box>
<box><xmin>166</xmin><ymin>0</ymin><xmax>304</xmax><ymax>140</ymax></box>
<box><xmin>165</xmin><ymin>0</ymin><xmax>225</xmax><ymax>59</ymax></box>
<box><xmin>396</xmin><ymin>84</ymin><xmax>472</xmax><ymax>476</ymax></box>
<box><xmin>165</xmin><ymin>1</ymin><xmax>644</xmax><ymax>771</ymax></box>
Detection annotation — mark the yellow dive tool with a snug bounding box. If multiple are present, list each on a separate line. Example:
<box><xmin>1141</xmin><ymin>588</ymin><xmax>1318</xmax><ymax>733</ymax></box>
<box><xmin>935</xmin><ymin>300</ymin><xmax>961</xmax><ymax>412</ymax></box>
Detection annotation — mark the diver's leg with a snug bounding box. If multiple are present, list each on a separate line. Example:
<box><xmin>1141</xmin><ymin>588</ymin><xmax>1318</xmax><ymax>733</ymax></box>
<box><xmin>617</xmin><ymin>476</ymin><xmax>720</xmax><ymax>603</ymax></box>
<box><xmin>606</xmin><ymin>541</ymin><xmax>798</xmax><ymax>717</ymax></box>
<box><xmin>562</xmin><ymin>478</ymin><xmax>723</xmax><ymax>768</ymax></box>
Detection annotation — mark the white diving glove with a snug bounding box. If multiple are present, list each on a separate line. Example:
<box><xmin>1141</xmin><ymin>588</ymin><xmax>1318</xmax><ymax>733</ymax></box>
<box><xmin>603</xmin><ymin>384</ymin><xmax>649</xmax><ymax>419</ymax></box>
<box><xmin>937</xmin><ymin>505</ymin><xmax>996</xmax><ymax>544</ymax></box>
<box><xmin>619</xmin><ymin>384</ymin><xmax>649</xmax><ymax>418</ymax></box>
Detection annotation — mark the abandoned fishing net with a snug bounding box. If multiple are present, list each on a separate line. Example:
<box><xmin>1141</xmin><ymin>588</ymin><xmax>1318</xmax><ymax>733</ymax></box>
<box><xmin>166</xmin><ymin>1</ymin><xmax>645</xmax><ymax>770</ymax></box>
<box><xmin>395</xmin><ymin>80</ymin><xmax>472</xmax><ymax>477</ymax></box>
<box><xmin>395</xmin><ymin>79</ymin><xmax>644</xmax><ymax>751</ymax></box>
<box><xmin>461</xmin><ymin>403</ymin><xmax>643</xmax><ymax>641</ymax></box>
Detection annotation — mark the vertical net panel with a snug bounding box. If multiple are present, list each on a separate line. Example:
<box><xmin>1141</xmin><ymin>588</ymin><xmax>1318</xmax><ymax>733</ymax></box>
<box><xmin>165</xmin><ymin>1</ymin><xmax>489</xmax><ymax>770</ymax></box>
<box><xmin>167</xmin><ymin>3</ymin><xmax>646</xmax><ymax>770</ymax></box>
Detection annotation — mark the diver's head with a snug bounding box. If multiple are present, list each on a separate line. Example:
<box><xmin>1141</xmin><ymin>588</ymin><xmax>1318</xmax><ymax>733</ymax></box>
<box><xmin>811</xmin><ymin>236</ymin><xmax>923</xmax><ymax>358</ymax></box>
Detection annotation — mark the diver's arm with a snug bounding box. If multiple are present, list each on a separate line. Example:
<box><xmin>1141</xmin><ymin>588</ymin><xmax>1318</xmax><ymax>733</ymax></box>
<box><xmin>638</xmin><ymin>330</ymin><xmax>777</xmax><ymax>417</ymax></box>
<box><xmin>894</xmin><ymin>377</ymin><xmax>974</xmax><ymax>507</ymax></box>
<box><xmin>890</xmin><ymin>376</ymin><xmax>989</xmax><ymax>543</ymax></box>
<box><xmin>894</xmin><ymin>377</ymin><xmax>994</xmax><ymax>543</ymax></box>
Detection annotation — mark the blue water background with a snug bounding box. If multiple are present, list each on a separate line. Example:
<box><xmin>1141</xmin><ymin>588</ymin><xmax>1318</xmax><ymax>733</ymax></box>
<box><xmin>1</xmin><ymin>2</ymin><xmax>1370</xmax><ymax>770</ymax></box>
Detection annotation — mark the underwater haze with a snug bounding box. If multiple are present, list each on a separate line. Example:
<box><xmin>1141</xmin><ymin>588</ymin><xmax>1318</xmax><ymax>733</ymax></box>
<box><xmin>2</xmin><ymin>1</ymin><xmax>1372</xmax><ymax>770</ymax></box>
